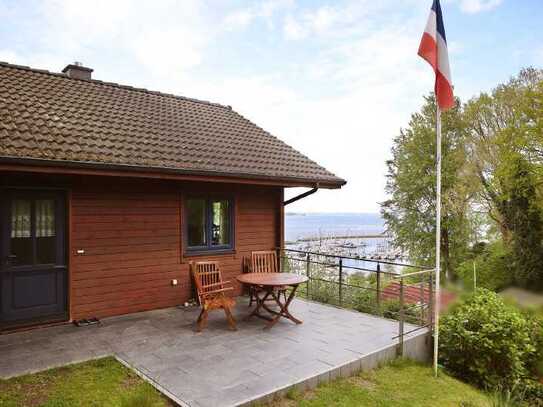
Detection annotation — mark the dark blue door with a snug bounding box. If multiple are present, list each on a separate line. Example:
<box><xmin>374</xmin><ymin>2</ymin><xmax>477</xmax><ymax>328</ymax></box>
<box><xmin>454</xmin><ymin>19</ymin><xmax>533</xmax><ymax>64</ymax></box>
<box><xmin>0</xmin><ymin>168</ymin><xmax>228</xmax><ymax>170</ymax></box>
<box><xmin>1</xmin><ymin>191</ymin><xmax>67</xmax><ymax>328</ymax></box>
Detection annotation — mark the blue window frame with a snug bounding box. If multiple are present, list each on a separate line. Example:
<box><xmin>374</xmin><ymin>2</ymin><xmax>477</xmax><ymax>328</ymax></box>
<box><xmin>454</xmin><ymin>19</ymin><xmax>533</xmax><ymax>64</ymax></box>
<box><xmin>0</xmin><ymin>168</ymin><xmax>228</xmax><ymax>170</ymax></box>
<box><xmin>185</xmin><ymin>197</ymin><xmax>234</xmax><ymax>253</ymax></box>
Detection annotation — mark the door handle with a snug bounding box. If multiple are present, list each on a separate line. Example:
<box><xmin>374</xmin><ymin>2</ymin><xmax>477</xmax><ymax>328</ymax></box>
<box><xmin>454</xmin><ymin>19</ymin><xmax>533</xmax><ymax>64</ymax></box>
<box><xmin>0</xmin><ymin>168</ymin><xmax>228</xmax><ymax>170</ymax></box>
<box><xmin>4</xmin><ymin>255</ymin><xmax>17</xmax><ymax>266</ymax></box>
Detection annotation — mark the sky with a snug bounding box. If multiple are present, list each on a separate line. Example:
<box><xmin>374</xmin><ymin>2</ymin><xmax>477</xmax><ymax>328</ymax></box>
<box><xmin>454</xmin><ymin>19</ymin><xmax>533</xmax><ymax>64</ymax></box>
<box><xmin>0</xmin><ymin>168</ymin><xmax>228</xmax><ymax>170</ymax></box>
<box><xmin>1</xmin><ymin>0</ymin><xmax>542</xmax><ymax>213</ymax></box>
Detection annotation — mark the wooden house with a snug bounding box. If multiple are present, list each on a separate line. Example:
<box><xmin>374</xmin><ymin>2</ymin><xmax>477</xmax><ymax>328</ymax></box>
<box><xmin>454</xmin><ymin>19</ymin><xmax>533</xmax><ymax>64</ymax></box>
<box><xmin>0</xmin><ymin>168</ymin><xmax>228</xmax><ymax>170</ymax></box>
<box><xmin>0</xmin><ymin>61</ymin><xmax>345</xmax><ymax>330</ymax></box>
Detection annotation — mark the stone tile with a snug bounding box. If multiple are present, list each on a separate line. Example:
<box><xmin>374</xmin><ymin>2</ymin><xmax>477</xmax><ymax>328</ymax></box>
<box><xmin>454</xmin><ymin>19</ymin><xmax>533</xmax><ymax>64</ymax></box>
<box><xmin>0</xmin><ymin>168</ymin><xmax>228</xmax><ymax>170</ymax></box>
<box><xmin>283</xmin><ymin>359</ymin><xmax>332</xmax><ymax>382</ymax></box>
<box><xmin>243</xmin><ymin>370</ymin><xmax>298</xmax><ymax>400</ymax></box>
<box><xmin>125</xmin><ymin>353</ymin><xmax>165</xmax><ymax>375</ymax></box>
<box><xmin>316</xmin><ymin>348</ymin><xmax>362</xmax><ymax>368</ymax></box>
<box><xmin>194</xmin><ymin>385</ymin><xmax>256</xmax><ymax>407</ymax></box>
<box><xmin>209</xmin><ymin>368</ymin><xmax>260</xmax><ymax>389</ymax></box>
<box><xmin>248</xmin><ymin>356</ymin><xmax>298</xmax><ymax>377</ymax></box>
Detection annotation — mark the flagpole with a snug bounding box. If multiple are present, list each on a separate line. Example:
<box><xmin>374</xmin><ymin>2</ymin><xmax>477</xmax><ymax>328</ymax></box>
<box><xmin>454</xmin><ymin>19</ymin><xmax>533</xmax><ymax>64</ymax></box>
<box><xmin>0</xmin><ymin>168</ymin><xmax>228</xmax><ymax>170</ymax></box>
<box><xmin>433</xmin><ymin>105</ymin><xmax>442</xmax><ymax>377</ymax></box>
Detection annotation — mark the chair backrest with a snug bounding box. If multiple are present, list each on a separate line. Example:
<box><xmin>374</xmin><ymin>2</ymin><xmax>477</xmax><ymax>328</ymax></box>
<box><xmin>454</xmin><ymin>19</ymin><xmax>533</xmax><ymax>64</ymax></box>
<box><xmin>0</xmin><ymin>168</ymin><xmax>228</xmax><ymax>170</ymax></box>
<box><xmin>251</xmin><ymin>250</ymin><xmax>278</xmax><ymax>274</ymax></box>
<box><xmin>191</xmin><ymin>261</ymin><xmax>223</xmax><ymax>303</ymax></box>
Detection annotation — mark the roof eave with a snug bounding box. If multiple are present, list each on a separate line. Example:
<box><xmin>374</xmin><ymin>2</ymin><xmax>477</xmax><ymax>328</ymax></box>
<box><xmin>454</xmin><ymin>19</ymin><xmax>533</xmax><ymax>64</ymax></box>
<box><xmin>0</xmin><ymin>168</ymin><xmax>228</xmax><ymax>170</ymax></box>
<box><xmin>0</xmin><ymin>156</ymin><xmax>346</xmax><ymax>189</ymax></box>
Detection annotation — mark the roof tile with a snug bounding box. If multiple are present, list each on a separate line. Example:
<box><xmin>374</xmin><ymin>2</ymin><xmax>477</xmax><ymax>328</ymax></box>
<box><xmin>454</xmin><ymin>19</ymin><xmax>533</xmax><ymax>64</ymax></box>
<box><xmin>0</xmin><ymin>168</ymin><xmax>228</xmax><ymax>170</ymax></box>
<box><xmin>0</xmin><ymin>62</ymin><xmax>345</xmax><ymax>186</ymax></box>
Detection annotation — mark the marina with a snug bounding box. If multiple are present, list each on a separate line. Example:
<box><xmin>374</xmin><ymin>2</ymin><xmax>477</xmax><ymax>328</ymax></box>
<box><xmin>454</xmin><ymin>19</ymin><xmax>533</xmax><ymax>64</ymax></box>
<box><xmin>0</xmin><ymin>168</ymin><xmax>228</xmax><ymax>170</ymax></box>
<box><xmin>285</xmin><ymin>236</ymin><xmax>407</xmax><ymax>275</ymax></box>
<box><xmin>284</xmin><ymin>213</ymin><xmax>408</xmax><ymax>274</ymax></box>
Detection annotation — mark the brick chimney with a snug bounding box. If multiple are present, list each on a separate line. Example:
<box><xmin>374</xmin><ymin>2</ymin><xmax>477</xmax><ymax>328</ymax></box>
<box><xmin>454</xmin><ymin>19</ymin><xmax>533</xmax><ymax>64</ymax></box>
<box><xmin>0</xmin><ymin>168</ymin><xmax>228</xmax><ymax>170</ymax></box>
<box><xmin>62</xmin><ymin>62</ymin><xmax>93</xmax><ymax>80</ymax></box>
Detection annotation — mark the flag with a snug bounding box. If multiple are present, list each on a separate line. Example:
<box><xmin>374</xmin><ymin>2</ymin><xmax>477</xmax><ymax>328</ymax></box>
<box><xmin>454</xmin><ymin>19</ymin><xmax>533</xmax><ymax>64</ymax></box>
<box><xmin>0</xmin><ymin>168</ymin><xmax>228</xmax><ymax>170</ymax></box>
<box><xmin>418</xmin><ymin>0</ymin><xmax>454</xmax><ymax>111</ymax></box>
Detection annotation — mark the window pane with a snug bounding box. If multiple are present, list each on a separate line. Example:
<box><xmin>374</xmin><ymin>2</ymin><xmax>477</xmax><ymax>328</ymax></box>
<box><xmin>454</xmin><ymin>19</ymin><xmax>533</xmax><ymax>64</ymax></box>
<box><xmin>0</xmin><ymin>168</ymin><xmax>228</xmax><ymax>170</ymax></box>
<box><xmin>36</xmin><ymin>199</ymin><xmax>56</xmax><ymax>264</ymax></box>
<box><xmin>187</xmin><ymin>199</ymin><xmax>207</xmax><ymax>247</ymax></box>
<box><xmin>11</xmin><ymin>199</ymin><xmax>33</xmax><ymax>265</ymax></box>
<box><xmin>211</xmin><ymin>200</ymin><xmax>230</xmax><ymax>246</ymax></box>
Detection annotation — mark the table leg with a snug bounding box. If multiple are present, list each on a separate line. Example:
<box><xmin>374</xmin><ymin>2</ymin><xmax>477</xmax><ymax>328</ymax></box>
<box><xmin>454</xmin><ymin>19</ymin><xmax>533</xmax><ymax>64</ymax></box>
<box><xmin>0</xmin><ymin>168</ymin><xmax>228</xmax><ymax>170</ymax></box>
<box><xmin>264</xmin><ymin>284</ymin><xmax>303</xmax><ymax>329</ymax></box>
<box><xmin>245</xmin><ymin>286</ymin><xmax>274</xmax><ymax>321</ymax></box>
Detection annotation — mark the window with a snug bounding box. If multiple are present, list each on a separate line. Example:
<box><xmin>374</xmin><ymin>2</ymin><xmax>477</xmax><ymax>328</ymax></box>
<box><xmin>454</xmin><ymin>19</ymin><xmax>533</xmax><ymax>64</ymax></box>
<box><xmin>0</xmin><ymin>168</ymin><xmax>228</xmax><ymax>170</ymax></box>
<box><xmin>185</xmin><ymin>197</ymin><xmax>234</xmax><ymax>252</ymax></box>
<box><xmin>10</xmin><ymin>197</ymin><xmax>58</xmax><ymax>266</ymax></box>
<box><xmin>11</xmin><ymin>199</ymin><xmax>32</xmax><ymax>265</ymax></box>
<box><xmin>36</xmin><ymin>199</ymin><xmax>57</xmax><ymax>264</ymax></box>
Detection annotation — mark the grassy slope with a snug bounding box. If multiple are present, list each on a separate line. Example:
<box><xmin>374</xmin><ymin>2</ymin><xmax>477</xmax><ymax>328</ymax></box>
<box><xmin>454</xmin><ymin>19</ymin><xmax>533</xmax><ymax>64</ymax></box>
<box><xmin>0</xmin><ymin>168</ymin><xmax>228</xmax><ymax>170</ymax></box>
<box><xmin>0</xmin><ymin>357</ymin><xmax>493</xmax><ymax>407</ymax></box>
<box><xmin>271</xmin><ymin>359</ymin><xmax>491</xmax><ymax>407</ymax></box>
<box><xmin>0</xmin><ymin>357</ymin><xmax>172</xmax><ymax>407</ymax></box>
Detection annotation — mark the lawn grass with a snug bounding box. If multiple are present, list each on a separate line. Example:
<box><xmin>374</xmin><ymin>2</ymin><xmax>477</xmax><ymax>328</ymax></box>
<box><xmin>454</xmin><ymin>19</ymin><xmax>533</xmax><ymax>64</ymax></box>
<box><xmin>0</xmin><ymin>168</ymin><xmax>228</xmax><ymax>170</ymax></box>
<box><xmin>0</xmin><ymin>357</ymin><xmax>173</xmax><ymax>407</ymax></box>
<box><xmin>269</xmin><ymin>359</ymin><xmax>492</xmax><ymax>407</ymax></box>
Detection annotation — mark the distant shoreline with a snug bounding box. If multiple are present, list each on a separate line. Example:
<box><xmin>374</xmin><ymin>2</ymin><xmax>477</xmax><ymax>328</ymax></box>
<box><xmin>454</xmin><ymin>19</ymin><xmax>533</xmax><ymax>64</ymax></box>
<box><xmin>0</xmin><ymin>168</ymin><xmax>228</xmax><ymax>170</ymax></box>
<box><xmin>284</xmin><ymin>212</ymin><xmax>385</xmax><ymax>242</ymax></box>
<box><xmin>286</xmin><ymin>233</ymin><xmax>388</xmax><ymax>245</ymax></box>
<box><xmin>285</xmin><ymin>212</ymin><xmax>380</xmax><ymax>215</ymax></box>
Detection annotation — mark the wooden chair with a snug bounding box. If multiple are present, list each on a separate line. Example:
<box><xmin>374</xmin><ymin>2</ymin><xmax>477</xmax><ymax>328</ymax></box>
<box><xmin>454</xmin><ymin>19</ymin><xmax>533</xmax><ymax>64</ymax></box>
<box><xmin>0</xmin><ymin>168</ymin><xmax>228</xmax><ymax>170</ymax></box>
<box><xmin>248</xmin><ymin>250</ymin><xmax>287</xmax><ymax>306</ymax></box>
<box><xmin>252</xmin><ymin>250</ymin><xmax>279</xmax><ymax>274</ymax></box>
<box><xmin>190</xmin><ymin>261</ymin><xmax>237</xmax><ymax>332</ymax></box>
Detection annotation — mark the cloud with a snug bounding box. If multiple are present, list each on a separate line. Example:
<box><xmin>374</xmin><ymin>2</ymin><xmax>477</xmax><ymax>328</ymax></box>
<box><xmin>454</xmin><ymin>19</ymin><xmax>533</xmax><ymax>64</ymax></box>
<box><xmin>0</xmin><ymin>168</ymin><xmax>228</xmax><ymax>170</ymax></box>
<box><xmin>199</xmin><ymin>19</ymin><xmax>431</xmax><ymax>212</ymax></box>
<box><xmin>222</xmin><ymin>0</ymin><xmax>293</xmax><ymax>30</ymax></box>
<box><xmin>306</xmin><ymin>6</ymin><xmax>342</xmax><ymax>33</ymax></box>
<box><xmin>457</xmin><ymin>0</ymin><xmax>503</xmax><ymax>14</ymax></box>
<box><xmin>284</xmin><ymin>5</ymin><xmax>349</xmax><ymax>40</ymax></box>
<box><xmin>283</xmin><ymin>14</ymin><xmax>307</xmax><ymax>40</ymax></box>
<box><xmin>0</xmin><ymin>49</ymin><xmax>20</xmax><ymax>63</ymax></box>
<box><xmin>223</xmin><ymin>9</ymin><xmax>254</xmax><ymax>29</ymax></box>
<box><xmin>281</xmin><ymin>1</ymin><xmax>411</xmax><ymax>42</ymax></box>
<box><xmin>282</xmin><ymin>4</ymin><xmax>352</xmax><ymax>41</ymax></box>
<box><xmin>447</xmin><ymin>41</ymin><xmax>465</xmax><ymax>55</ymax></box>
<box><xmin>131</xmin><ymin>28</ymin><xmax>204</xmax><ymax>76</ymax></box>
<box><xmin>535</xmin><ymin>47</ymin><xmax>543</xmax><ymax>65</ymax></box>
<box><xmin>15</xmin><ymin>0</ymin><xmax>215</xmax><ymax>80</ymax></box>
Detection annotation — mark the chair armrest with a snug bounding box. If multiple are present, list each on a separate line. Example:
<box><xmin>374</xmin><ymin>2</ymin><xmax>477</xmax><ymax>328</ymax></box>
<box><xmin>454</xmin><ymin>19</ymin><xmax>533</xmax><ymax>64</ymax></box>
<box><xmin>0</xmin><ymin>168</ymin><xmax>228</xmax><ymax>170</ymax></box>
<box><xmin>203</xmin><ymin>281</ymin><xmax>234</xmax><ymax>291</ymax></box>
<box><xmin>202</xmin><ymin>287</ymin><xmax>234</xmax><ymax>297</ymax></box>
<box><xmin>203</xmin><ymin>281</ymin><xmax>229</xmax><ymax>289</ymax></box>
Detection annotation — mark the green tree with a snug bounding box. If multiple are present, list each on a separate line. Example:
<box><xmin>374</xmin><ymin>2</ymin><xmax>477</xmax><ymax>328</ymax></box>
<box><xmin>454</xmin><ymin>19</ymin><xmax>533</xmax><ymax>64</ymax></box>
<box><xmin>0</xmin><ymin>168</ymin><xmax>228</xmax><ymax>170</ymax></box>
<box><xmin>465</xmin><ymin>68</ymin><xmax>543</xmax><ymax>289</ymax></box>
<box><xmin>456</xmin><ymin>241</ymin><xmax>513</xmax><ymax>291</ymax></box>
<box><xmin>464</xmin><ymin>68</ymin><xmax>543</xmax><ymax>241</ymax></box>
<box><xmin>381</xmin><ymin>95</ymin><xmax>475</xmax><ymax>280</ymax></box>
<box><xmin>502</xmin><ymin>156</ymin><xmax>543</xmax><ymax>288</ymax></box>
<box><xmin>383</xmin><ymin>69</ymin><xmax>543</xmax><ymax>289</ymax></box>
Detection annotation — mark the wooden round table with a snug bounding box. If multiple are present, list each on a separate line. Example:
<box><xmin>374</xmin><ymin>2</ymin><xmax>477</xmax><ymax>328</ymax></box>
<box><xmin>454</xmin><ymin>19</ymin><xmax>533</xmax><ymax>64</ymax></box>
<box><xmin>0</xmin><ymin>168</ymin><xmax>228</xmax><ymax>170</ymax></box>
<box><xmin>236</xmin><ymin>272</ymin><xmax>308</xmax><ymax>329</ymax></box>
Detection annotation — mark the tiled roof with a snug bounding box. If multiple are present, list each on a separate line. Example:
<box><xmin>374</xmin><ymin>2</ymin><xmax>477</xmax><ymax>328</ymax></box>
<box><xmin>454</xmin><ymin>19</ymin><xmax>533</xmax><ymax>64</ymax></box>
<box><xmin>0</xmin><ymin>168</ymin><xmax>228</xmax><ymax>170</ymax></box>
<box><xmin>0</xmin><ymin>61</ymin><xmax>345</xmax><ymax>187</ymax></box>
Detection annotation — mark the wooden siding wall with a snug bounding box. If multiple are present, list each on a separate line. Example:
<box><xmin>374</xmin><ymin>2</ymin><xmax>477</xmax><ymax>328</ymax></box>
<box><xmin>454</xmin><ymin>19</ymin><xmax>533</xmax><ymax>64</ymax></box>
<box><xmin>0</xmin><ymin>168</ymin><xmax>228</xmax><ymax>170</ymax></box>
<box><xmin>1</xmin><ymin>172</ymin><xmax>282</xmax><ymax>322</ymax></box>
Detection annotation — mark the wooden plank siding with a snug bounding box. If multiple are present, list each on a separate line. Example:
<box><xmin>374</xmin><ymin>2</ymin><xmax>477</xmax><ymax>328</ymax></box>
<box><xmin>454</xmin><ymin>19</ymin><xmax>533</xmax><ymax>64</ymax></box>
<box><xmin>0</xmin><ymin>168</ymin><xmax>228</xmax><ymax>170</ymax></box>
<box><xmin>1</xmin><ymin>172</ymin><xmax>283</xmax><ymax>322</ymax></box>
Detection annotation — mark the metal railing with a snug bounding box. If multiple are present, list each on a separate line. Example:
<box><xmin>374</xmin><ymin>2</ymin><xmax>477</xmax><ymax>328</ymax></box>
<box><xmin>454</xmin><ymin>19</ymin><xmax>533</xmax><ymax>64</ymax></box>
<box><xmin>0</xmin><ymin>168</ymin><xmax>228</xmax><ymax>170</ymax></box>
<box><xmin>391</xmin><ymin>269</ymin><xmax>435</xmax><ymax>355</ymax></box>
<box><xmin>278</xmin><ymin>248</ymin><xmax>434</xmax><ymax>355</ymax></box>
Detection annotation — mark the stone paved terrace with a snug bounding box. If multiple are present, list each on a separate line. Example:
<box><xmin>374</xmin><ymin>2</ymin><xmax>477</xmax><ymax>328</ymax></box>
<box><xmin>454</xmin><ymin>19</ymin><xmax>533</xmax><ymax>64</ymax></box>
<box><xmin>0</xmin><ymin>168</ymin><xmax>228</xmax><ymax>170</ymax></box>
<box><xmin>0</xmin><ymin>298</ymin><xmax>430</xmax><ymax>407</ymax></box>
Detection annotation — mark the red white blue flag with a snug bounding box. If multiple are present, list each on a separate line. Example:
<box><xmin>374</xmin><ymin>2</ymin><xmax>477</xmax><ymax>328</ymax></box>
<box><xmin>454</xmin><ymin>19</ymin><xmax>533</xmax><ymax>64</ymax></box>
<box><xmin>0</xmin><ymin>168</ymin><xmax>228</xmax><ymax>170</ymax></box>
<box><xmin>418</xmin><ymin>0</ymin><xmax>454</xmax><ymax>111</ymax></box>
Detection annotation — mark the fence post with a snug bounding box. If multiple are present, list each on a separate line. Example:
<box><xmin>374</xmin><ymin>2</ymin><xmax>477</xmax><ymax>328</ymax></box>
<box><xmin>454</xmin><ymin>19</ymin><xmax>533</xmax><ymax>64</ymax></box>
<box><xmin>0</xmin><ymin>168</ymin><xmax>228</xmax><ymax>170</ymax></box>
<box><xmin>376</xmin><ymin>262</ymin><xmax>381</xmax><ymax>314</ymax></box>
<box><xmin>398</xmin><ymin>278</ymin><xmax>405</xmax><ymax>356</ymax></box>
<box><xmin>339</xmin><ymin>258</ymin><xmax>343</xmax><ymax>307</ymax></box>
<box><xmin>428</xmin><ymin>272</ymin><xmax>434</xmax><ymax>328</ymax></box>
<box><xmin>306</xmin><ymin>253</ymin><xmax>311</xmax><ymax>299</ymax></box>
<box><xmin>419</xmin><ymin>280</ymin><xmax>425</xmax><ymax>326</ymax></box>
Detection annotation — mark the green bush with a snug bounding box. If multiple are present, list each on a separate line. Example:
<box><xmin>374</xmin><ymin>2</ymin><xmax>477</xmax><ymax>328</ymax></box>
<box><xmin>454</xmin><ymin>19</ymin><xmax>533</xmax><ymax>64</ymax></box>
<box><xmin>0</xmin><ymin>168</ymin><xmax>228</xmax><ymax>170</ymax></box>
<box><xmin>524</xmin><ymin>311</ymin><xmax>543</xmax><ymax>379</ymax></box>
<box><xmin>456</xmin><ymin>241</ymin><xmax>513</xmax><ymax>291</ymax></box>
<box><xmin>519</xmin><ymin>381</ymin><xmax>543</xmax><ymax>406</ymax></box>
<box><xmin>308</xmin><ymin>279</ymin><xmax>338</xmax><ymax>304</ymax></box>
<box><xmin>380</xmin><ymin>298</ymin><xmax>421</xmax><ymax>324</ymax></box>
<box><xmin>381</xmin><ymin>298</ymin><xmax>401</xmax><ymax>319</ymax></box>
<box><xmin>345</xmin><ymin>273</ymin><xmax>378</xmax><ymax>313</ymax></box>
<box><xmin>439</xmin><ymin>289</ymin><xmax>536</xmax><ymax>390</ymax></box>
<box><xmin>350</xmin><ymin>286</ymin><xmax>377</xmax><ymax>314</ymax></box>
<box><xmin>305</xmin><ymin>265</ymin><xmax>339</xmax><ymax>305</ymax></box>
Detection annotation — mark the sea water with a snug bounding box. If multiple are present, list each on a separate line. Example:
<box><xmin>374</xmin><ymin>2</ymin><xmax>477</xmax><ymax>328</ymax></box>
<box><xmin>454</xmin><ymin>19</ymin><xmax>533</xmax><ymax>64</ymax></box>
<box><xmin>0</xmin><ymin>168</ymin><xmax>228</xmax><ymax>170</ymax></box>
<box><xmin>285</xmin><ymin>212</ymin><xmax>384</xmax><ymax>242</ymax></box>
